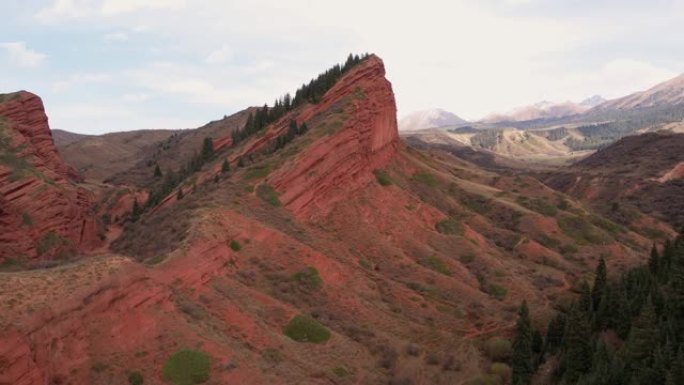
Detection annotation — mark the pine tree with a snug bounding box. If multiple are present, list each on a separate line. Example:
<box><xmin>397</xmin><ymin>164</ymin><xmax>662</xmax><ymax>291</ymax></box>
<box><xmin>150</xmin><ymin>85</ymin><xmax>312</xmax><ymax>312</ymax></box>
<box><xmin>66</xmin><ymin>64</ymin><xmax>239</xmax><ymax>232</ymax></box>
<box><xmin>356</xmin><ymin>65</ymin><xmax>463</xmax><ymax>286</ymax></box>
<box><xmin>201</xmin><ymin>137</ymin><xmax>214</xmax><ymax>162</ymax></box>
<box><xmin>579</xmin><ymin>280</ymin><xmax>593</xmax><ymax>314</ymax></box>
<box><xmin>131</xmin><ymin>199</ymin><xmax>142</xmax><ymax>222</ymax></box>
<box><xmin>625</xmin><ymin>298</ymin><xmax>658</xmax><ymax>376</ymax></box>
<box><xmin>176</xmin><ymin>188</ymin><xmax>184</xmax><ymax>200</ymax></box>
<box><xmin>562</xmin><ymin>305</ymin><xmax>593</xmax><ymax>383</ymax></box>
<box><xmin>221</xmin><ymin>159</ymin><xmax>230</xmax><ymax>173</ymax></box>
<box><xmin>649</xmin><ymin>243</ymin><xmax>660</xmax><ymax>278</ymax></box>
<box><xmin>666</xmin><ymin>348</ymin><xmax>684</xmax><ymax>385</ymax></box>
<box><xmin>593</xmin><ymin>257</ymin><xmax>607</xmax><ymax>311</ymax></box>
<box><xmin>544</xmin><ymin>312</ymin><xmax>566</xmax><ymax>355</ymax></box>
<box><xmin>154</xmin><ymin>164</ymin><xmax>162</xmax><ymax>177</ymax></box>
<box><xmin>512</xmin><ymin>301</ymin><xmax>533</xmax><ymax>385</ymax></box>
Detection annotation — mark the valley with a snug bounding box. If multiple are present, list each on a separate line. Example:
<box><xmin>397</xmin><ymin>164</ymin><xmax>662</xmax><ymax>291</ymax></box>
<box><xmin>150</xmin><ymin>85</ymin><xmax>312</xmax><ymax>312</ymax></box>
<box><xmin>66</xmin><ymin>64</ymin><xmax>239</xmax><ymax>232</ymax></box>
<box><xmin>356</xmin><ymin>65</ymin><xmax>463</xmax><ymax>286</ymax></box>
<box><xmin>0</xmin><ymin>54</ymin><xmax>682</xmax><ymax>385</ymax></box>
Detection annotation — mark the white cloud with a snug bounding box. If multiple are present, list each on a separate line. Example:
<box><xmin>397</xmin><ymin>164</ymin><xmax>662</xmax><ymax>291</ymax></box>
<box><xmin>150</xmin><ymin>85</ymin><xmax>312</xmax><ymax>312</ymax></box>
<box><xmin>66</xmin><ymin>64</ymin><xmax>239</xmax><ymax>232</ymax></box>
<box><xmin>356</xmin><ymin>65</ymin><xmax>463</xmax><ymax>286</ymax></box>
<box><xmin>0</xmin><ymin>42</ymin><xmax>47</xmax><ymax>68</ymax></box>
<box><xmin>122</xmin><ymin>93</ymin><xmax>152</xmax><ymax>102</ymax></box>
<box><xmin>205</xmin><ymin>45</ymin><xmax>234</xmax><ymax>64</ymax></box>
<box><xmin>100</xmin><ymin>0</ymin><xmax>187</xmax><ymax>16</ymax></box>
<box><xmin>36</xmin><ymin>0</ymin><xmax>187</xmax><ymax>20</ymax></box>
<box><xmin>52</xmin><ymin>73</ymin><xmax>111</xmax><ymax>91</ymax></box>
<box><xmin>104</xmin><ymin>32</ymin><xmax>129</xmax><ymax>42</ymax></box>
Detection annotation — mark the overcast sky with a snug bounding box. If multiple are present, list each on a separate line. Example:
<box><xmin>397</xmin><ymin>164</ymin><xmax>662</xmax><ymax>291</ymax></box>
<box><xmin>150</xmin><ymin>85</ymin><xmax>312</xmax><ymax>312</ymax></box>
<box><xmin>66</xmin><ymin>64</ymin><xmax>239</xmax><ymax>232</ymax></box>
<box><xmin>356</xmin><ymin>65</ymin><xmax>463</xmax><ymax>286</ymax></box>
<box><xmin>1</xmin><ymin>0</ymin><xmax>683</xmax><ymax>134</ymax></box>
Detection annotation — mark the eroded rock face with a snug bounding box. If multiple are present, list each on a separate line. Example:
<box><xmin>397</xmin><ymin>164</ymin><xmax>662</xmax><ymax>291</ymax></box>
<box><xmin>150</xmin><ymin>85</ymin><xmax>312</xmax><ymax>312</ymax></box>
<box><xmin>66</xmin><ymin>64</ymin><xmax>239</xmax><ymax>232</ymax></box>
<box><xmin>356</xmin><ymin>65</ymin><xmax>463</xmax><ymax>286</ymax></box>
<box><xmin>270</xmin><ymin>55</ymin><xmax>400</xmax><ymax>218</ymax></box>
<box><xmin>0</xmin><ymin>91</ymin><xmax>101</xmax><ymax>261</ymax></box>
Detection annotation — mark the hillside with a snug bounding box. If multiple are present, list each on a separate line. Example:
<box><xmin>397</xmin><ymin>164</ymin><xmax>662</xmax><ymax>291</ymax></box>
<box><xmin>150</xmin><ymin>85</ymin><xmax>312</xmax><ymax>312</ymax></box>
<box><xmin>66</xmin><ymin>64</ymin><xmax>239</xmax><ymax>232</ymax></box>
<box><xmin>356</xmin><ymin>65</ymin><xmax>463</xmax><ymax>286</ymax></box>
<box><xmin>596</xmin><ymin>73</ymin><xmax>684</xmax><ymax>111</ymax></box>
<box><xmin>543</xmin><ymin>132</ymin><xmax>684</xmax><ymax>229</ymax></box>
<box><xmin>52</xmin><ymin>129</ymin><xmax>91</xmax><ymax>147</ymax></box>
<box><xmin>399</xmin><ymin>108</ymin><xmax>468</xmax><ymax>131</ymax></box>
<box><xmin>482</xmin><ymin>101</ymin><xmax>589</xmax><ymax>124</ymax></box>
<box><xmin>0</xmin><ymin>56</ymin><xmax>676</xmax><ymax>385</ymax></box>
<box><xmin>56</xmin><ymin>108</ymin><xmax>255</xmax><ymax>185</ymax></box>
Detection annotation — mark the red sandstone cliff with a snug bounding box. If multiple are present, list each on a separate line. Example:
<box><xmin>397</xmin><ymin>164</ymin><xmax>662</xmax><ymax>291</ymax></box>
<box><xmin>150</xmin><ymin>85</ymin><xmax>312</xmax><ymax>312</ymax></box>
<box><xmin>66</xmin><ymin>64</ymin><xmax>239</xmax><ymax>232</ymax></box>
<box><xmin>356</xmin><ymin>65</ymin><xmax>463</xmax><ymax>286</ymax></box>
<box><xmin>269</xmin><ymin>55</ymin><xmax>400</xmax><ymax>218</ymax></box>
<box><xmin>0</xmin><ymin>91</ymin><xmax>101</xmax><ymax>261</ymax></box>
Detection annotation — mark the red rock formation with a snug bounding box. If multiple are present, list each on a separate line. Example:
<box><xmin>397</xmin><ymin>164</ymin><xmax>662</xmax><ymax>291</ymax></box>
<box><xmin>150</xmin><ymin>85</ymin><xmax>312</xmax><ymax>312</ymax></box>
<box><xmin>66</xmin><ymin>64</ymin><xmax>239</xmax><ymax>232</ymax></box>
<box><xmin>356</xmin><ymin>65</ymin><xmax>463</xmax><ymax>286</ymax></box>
<box><xmin>270</xmin><ymin>55</ymin><xmax>400</xmax><ymax>218</ymax></box>
<box><xmin>0</xmin><ymin>91</ymin><xmax>101</xmax><ymax>261</ymax></box>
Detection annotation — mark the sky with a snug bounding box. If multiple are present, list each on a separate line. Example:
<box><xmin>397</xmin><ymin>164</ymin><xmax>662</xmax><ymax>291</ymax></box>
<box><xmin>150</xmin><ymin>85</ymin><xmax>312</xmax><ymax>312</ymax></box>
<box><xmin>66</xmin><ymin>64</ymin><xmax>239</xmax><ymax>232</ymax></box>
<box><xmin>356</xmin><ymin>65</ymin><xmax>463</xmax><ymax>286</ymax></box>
<box><xmin>1</xmin><ymin>0</ymin><xmax>684</xmax><ymax>134</ymax></box>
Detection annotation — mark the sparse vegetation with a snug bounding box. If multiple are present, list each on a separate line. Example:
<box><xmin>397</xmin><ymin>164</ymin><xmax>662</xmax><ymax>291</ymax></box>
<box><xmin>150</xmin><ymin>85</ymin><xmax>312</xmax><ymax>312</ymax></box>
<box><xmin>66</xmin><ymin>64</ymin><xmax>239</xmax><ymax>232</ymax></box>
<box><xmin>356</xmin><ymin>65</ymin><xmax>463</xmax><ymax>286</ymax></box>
<box><xmin>412</xmin><ymin>172</ymin><xmax>438</xmax><ymax>187</ymax></box>
<box><xmin>484</xmin><ymin>337</ymin><xmax>512</xmax><ymax>361</ymax></box>
<box><xmin>162</xmin><ymin>349</ymin><xmax>211</xmax><ymax>385</ymax></box>
<box><xmin>292</xmin><ymin>266</ymin><xmax>323</xmax><ymax>290</ymax></box>
<box><xmin>419</xmin><ymin>255</ymin><xmax>451</xmax><ymax>275</ymax></box>
<box><xmin>436</xmin><ymin>217</ymin><xmax>465</xmax><ymax>235</ymax></box>
<box><xmin>373</xmin><ymin>169</ymin><xmax>393</xmax><ymax>186</ymax></box>
<box><xmin>229</xmin><ymin>240</ymin><xmax>241</xmax><ymax>251</ymax></box>
<box><xmin>283</xmin><ymin>315</ymin><xmax>331</xmax><ymax>343</ymax></box>
<box><xmin>256</xmin><ymin>184</ymin><xmax>281</xmax><ymax>206</ymax></box>
<box><xmin>558</xmin><ymin>216</ymin><xmax>606</xmax><ymax>245</ymax></box>
<box><xmin>128</xmin><ymin>371</ymin><xmax>143</xmax><ymax>385</ymax></box>
<box><xmin>243</xmin><ymin>164</ymin><xmax>271</xmax><ymax>181</ymax></box>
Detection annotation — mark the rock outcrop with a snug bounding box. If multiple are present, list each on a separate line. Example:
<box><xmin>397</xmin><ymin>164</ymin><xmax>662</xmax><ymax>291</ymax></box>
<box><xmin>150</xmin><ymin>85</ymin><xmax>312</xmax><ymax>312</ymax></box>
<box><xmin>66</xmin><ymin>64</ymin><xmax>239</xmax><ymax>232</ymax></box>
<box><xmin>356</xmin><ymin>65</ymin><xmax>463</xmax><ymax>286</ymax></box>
<box><xmin>0</xmin><ymin>91</ymin><xmax>101</xmax><ymax>261</ymax></box>
<box><xmin>269</xmin><ymin>55</ymin><xmax>400</xmax><ymax>218</ymax></box>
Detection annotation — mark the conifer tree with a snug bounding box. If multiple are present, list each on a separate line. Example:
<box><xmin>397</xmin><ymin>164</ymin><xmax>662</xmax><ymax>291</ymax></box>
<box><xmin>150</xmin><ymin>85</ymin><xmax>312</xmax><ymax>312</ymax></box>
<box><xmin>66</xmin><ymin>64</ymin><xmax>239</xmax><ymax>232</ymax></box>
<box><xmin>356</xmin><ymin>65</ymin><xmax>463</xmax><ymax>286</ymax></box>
<box><xmin>154</xmin><ymin>164</ymin><xmax>162</xmax><ymax>177</ymax></box>
<box><xmin>131</xmin><ymin>199</ymin><xmax>142</xmax><ymax>222</ymax></box>
<box><xmin>176</xmin><ymin>188</ymin><xmax>184</xmax><ymax>200</ymax></box>
<box><xmin>625</xmin><ymin>298</ymin><xmax>658</xmax><ymax>376</ymax></box>
<box><xmin>649</xmin><ymin>243</ymin><xmax>660</xmax><ymax>277</ymax></box>
<box><xmin>593</xmin><ymin>257</ymin><xmax>607</xmax><ymax>311</ymax></box>
<box><xmin>512</xmin><ymin>301</ymin><xmax>533</xmax><ymax>385</ymax></box>
<box><xmin>562</xmin><ymin>305</ymin><xmax>593</xmax><ymax>383</ymax></box>
<box><xmin>221</xmin><ymin>159</ymin><xmax>230</xmax><ymax>173</ymax></box>
<box><xmin>667</xmin><ymin>348</ymin><xmax>684</xmax><ymax>385</ymax></box>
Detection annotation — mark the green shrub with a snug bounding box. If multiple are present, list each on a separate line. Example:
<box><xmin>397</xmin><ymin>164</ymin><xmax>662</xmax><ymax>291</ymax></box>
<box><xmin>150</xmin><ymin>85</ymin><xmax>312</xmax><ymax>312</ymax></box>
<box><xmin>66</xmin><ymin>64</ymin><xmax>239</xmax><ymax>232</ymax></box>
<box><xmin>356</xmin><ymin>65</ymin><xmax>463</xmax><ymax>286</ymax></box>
<box><xmin>459</xmin><ymin>253</ymin><xmax>476</xmax><ymax>264</ymax></box>
<box><xmin>292</xmin><ymin>266</ymin><xmax>322</xmax><ymax>290</ymax></box>
<box><xmin>0</xmin><ymin>258</ymin><xmax>22</xmax><ymax>271</ymax></box>
<box><xmin>229</xmin><ymin>240</ymin><xmax>241</xmax><ymax>251</ymax></box>
<box><xmin>36</xmin><ymin>232</ymin><xmax>72</xmax><ymax>257</ymax></box>
<box><xmin>436</xmin><ymin>217</ymin><xmax>464</xmax><ymax>235</ymax></box>
<box><xmin>332</xmin><ymin>366</ymin><xmax>349</xmax><ymax>377</ymax></box>
<box><xmin>412</xmin><ymin>172</ymin><xmax>438</xmax><ymax>187</ymax></box>
<box><xmin>243</xmin><ymin>165</ymin><xmax>271</xmax><ymax>180</ymax></box>
<box><xmin>516</xmin><ymin>196</ymin><xmax>558</xmax><ymax>216</ymax></box>
<box><xmin>419</xmin><ymin>255</ymin><xmax>451</xmax><ymax>275</ymax></box>
<box><xmin>162</xmin><ymin>349</ymin><xmax>211</xmax><ymax>385</ymax></box>
<box><xmin>490</xmin><ymin>363</ymin><xmax>512</xmax><ymax>383</ymax></box>
<box><xmin>283</xmin><ymin>315</ymin><xmax>331</xmax><ymax>343</ymax></box>
<box><xmin>373</xmin><ymin>169</ymin><xmax>392</xmax><ymax>186</ymax></box>
<box><xmin>488</xmin><ymin>284</ymin><xmax>508</xmax><ymax>301</ymax></box>
<box><xmin>128</xmin><ymin>371</ymin><xmax>143</xmax><ymax>385</ymax></box>
<box><xmin>21</xmin><ymin>212</ymin><xmax>32</xmax><ymax>226</ymax></box>
<box><xmin>483</xmin><ymin>337</ymin><xmax>512</xmax><ymax>361</ymax></box>
<box><xmin>256</xmin><ymin>184</ymin><xmax>281</xmax><ymax>206</ymax></box>
<box><xmin>465</xmin><ymin>374</ymin><xmax>502</xmax><ymax>385</ymax></box>
<box><xmin>558</xmin><ymin>216</ymin><xmax>606</xmax><ymax>245</ymax></box>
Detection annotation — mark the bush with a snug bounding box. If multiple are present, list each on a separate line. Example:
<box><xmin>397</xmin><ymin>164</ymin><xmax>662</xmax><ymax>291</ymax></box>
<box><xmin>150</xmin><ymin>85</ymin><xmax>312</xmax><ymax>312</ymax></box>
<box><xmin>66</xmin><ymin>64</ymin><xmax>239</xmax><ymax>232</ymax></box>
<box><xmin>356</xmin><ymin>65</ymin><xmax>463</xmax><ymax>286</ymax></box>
<box><xmin>459</xmin><ymin>253</ymin><xmax>476</xmax><ymax>264</ymax></box>
<box><xmin>490</xmin><ymin>363</ymin><xmax>512</xmax><ymax>383</ymax></box>
<box><xmin>419</xmin><ymin>255</ymin><xmax>451</xmax><ymax>275</ymax></box>
<box><xmin>128</xmin><ymin>371</ymin><xmax>143</xmax><ymax>385</ymax></box>
<box><xmin>162</xmin><ymin>349</ymin><xmax>211</xmax><ymax>385</ymax></box>
<box><xmin>229</xmin><ymin>240</ymin><xmax>241</xmax><ymax>251</ymax></box>
<box><xmin>292</xmin><ymin>266</ymin><xmax>322</xmax><ymax>290</ymax></box>
<box><xmin>436</xmin><ymin>217</ymin><xmax>464</xmax><ymax>235</ymax></box>
<box><xmin>412</xmin><ymin>172</ymin><xmax>438</xmax><ymax>187</ymax></box>
<box><xmin>483</xmin><ymin>337</ymin><xmax>512</xmax><ymax>361</ymax></box>
<box><xmin>283</xmin><ymin>315</ymin><xmax>331</xmax><ymax>343</ymax></box>
<box><xmin>256</xmin><ymin>184</ymin><xmax>281</xmax><ymax>206</ymax></box>
<box><xmin>373</xmin><ymin>169</ymin><xmax>393</xmax><ymax>186</ymax></box>
<box><xmin>558</xmin><ymin>216</ymin><xmax>606</xmax><ymax>244</ymax></box>
<box><xmin>488</xmin><ymin>284</ymin><xmax>508</xmax><ymax>301</ymax></box>
<box><xmin>243</xmin><ymin>165</ymin><xmax>271</xmax><ymax>180</ymax></box>
<box><xmin>465</xmin><ymin>374</ymin><xmax>502</xmax><ymax>385</ymax></box>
